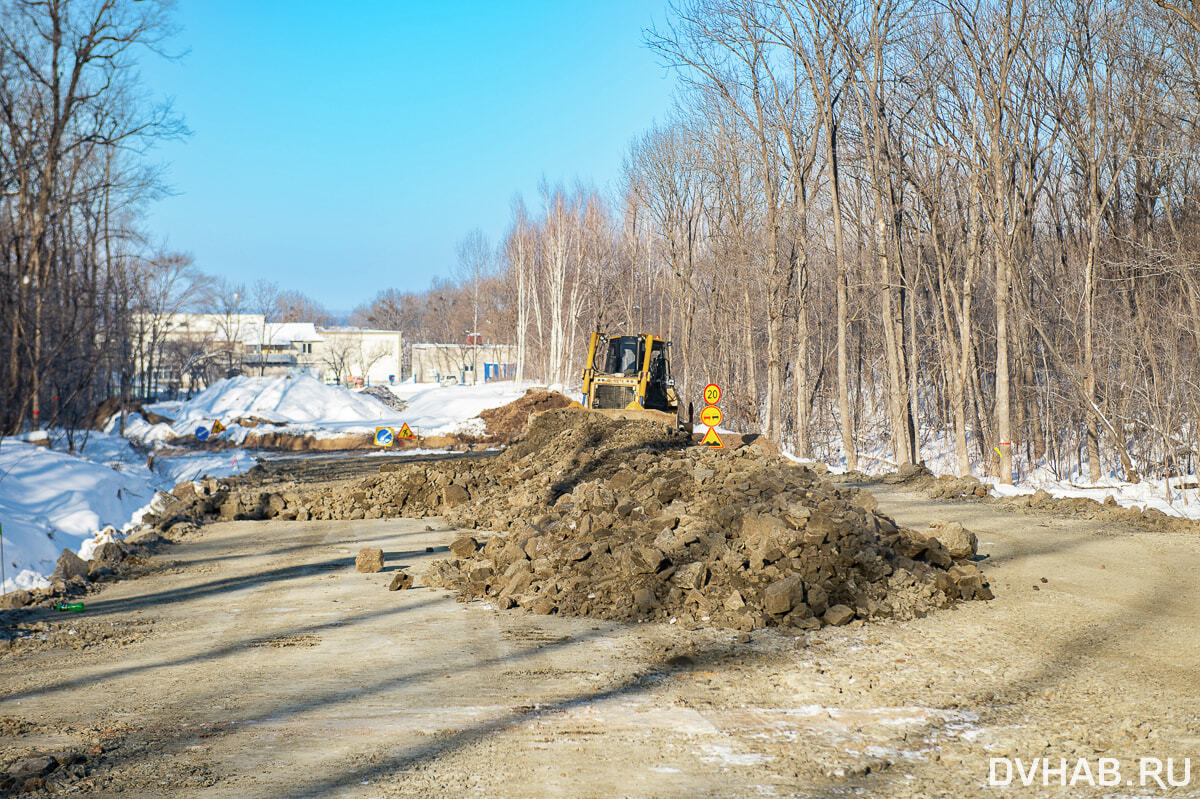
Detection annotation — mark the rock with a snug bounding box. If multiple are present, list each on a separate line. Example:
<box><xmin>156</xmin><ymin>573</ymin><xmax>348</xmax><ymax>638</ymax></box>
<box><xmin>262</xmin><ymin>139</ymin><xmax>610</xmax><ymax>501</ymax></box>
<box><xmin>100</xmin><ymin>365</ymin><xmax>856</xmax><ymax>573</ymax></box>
<box><xmin>948</xmin><ymin>562</ymin><xmax>988</xmax><ymax>599</ymax></box>
<box><xmin>823</xmin><ymin>604</ymin><xmax>855</xmax><ymax>626</ymax></box>
<box><xmin>763</xmin><ymin>574</ymin><xmax>804</xmax><ymax>615</ymax></box>
<box><xmin>8</xmin><ymin>755</ymin><xmax>55</xmax><ymax>780</ymax></box>
<box><xmin>355</xmin><ymin>548</ymin><xmax>385</xmax><ymax>573</ymax></box>
<box><xmin>90</xmin><ymin>541</ymin><xmax>127</xmax><ymax>569</ymax></box>
<box><xmin>449</xmin><ymin>536</ymin><xmax>478</xmax><ymax>558</ymax></box>
<box><xmin>927</xmin><ymin>521</ymin><xmax>978</xmax><ymax>560</ymax></box>
<box><xmin>388</xmin><ymin>571</ymin><xmax>414</xmax><ymax>590</ymax></box>
<box><xmin>50</xmin><ymin>549</ymin><xmax>89</xmax><ymax>586</ymax></box>
<box><xmin>442</xmin><ymin>484</ymin><xmax>470</xmax><ymax>507</ymax></box>
<box><xmin>853</xmin><ymin>490</ymin><xmax>879</xmax><ymax>512</ymax></box>
<box><xmin>633</xmin><ymin>587</ymin><xmax>657</xmax><ymax>614</ymax></box>
<box><xmin>0</xmin><ymin>589</ymin><xmax>32</xmax><ymax>609</ymax></box>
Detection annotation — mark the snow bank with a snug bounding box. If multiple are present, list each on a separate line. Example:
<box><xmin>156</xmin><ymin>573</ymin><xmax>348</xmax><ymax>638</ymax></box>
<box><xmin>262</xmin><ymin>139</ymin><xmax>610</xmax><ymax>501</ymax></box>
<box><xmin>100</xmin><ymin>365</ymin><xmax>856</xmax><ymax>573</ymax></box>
<box><xmin>988</xmin><ymin>469</ymin><xmax>1200</xmax><ymax>521</ymax></box>
<box><xmin>784</xmin><ymin>428</ymin><xmax>1200</xmax><ymax>521</ymax></box>
<box><xmin>0</xmin><ymin>432</ymin><xmax>259</xmax><ymax>593</ymax></box>
<box><xmin>0</xmin><ymin>439</ymin><xmax>156</xmax><ymax>592</ymax></box>
<box><xmin>385</xmin><ymin>382</ymin><xmax>530</xmax><ymax>436</ymax></box>
<box><xmin>120</xmin><ymin>376</ymin><xmax>539</xmax><ymax>443</ymax></box>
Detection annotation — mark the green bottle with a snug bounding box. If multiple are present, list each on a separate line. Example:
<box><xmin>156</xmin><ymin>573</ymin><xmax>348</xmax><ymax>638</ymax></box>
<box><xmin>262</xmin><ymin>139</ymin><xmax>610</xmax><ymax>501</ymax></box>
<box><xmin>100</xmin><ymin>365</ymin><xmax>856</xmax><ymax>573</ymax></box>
<box><xmin>54</xmin><ymin>601</ymin><xmax>84</xmax><ymax>612</ymax></box>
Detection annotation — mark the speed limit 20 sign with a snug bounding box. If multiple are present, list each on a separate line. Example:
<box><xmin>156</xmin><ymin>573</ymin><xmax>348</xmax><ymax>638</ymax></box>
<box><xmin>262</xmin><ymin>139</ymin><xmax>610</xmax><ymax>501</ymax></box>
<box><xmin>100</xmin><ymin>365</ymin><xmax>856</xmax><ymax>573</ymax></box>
<box><xmin>703</xmin><ymin>383</ymin><xmax>721</xmax><ymax>405</ymax></box>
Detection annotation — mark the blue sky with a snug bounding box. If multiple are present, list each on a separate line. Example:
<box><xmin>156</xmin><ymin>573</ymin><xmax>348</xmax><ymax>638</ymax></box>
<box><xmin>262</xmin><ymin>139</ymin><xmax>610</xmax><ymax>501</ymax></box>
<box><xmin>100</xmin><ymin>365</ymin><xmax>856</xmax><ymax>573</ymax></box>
<box><xmin>140</xmin><ymin>1</ymin><xmax>674</xmax><ymax>313</ymax></box>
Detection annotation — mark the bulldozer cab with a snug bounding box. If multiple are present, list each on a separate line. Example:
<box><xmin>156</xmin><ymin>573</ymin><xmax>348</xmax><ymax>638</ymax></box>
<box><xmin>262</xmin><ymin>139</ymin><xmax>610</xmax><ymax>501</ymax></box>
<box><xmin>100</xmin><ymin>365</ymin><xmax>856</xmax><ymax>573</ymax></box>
<box><xmin>581</xmin><ymin>332</ymin><xmax>677</xmax><ymax>415</ymax></box>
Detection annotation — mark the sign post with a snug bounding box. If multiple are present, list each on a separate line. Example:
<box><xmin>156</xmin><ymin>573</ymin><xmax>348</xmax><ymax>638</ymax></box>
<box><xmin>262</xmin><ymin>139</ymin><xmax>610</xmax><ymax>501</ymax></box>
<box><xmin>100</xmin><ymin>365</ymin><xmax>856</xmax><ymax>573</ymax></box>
<box><xmin>701</xmin><ymin>383</ymin><xmax>724</xmax><ymax>449</ymax></box>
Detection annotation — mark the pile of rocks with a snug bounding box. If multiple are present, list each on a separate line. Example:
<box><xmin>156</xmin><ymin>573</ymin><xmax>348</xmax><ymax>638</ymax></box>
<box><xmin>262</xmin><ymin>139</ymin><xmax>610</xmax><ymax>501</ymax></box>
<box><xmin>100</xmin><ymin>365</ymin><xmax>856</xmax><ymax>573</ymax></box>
<box><xmin>400</xmin><ymin>411</ymin><xmax>989</xmax><ymax>630</ymax></box>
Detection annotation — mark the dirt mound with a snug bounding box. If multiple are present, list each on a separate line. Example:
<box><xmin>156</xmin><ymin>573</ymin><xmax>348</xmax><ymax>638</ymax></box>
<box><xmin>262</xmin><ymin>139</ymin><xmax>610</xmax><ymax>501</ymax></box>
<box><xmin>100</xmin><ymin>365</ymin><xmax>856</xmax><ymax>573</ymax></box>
<box><xmin>477</xmin><ymin>389</ymin><xmax>573</xmax><ymax>438</ymax></box>
<box><xmin>323</xmin><ymin>410</ymin><xmax>990</xmax><ymax>630</ymax></box>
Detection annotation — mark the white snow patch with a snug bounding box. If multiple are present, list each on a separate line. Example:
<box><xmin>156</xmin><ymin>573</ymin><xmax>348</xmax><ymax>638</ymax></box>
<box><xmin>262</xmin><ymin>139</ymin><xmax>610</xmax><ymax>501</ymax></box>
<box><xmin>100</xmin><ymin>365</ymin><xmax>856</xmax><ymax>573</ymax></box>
<box><xmin>0</xmin><ymin>432</ymin><xmax>258</xmax><ymax>593</ymax></box>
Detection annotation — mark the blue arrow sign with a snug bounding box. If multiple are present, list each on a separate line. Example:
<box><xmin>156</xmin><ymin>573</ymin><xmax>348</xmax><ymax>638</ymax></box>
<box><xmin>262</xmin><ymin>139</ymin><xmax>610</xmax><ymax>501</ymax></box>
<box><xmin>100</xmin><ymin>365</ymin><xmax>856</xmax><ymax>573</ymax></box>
<box><xmin>374</xmin><ymin>427</ymin><xmax>394</xmax><ymax>447</ymax></box>
<box><xmin>195</xmin><ymin>426</ymin><xmax>210</xmax><ymax>442</ymax></box>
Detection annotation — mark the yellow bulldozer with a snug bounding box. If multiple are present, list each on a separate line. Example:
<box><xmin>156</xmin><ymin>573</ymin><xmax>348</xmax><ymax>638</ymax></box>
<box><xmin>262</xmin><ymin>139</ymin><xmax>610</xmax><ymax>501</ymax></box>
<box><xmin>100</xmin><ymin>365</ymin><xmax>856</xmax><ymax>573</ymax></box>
<box><xmin>574</xmin><ymin>331</ymin><xmax>693</xmax><ymax>432</ymax></box>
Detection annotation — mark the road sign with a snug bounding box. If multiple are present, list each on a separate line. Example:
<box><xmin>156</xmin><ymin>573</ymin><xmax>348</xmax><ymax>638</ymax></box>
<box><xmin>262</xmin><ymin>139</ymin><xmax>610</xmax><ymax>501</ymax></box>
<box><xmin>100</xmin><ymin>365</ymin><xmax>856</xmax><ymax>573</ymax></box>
<box><xmin>700</xmin><ymin>405</ymin><xmax>723</xmax><ymax>428</ymax></box>
<box><xmin>700</xmin><ymin>427</ymin><xmax>724</xmax><ymax>448</ymax></box>
<box><xmin>211</xmin><ymin>419</ymin><xmax>226</xmax><ymax>435</ymax></box>
<box><xmin>397</xmin><ymin>422</ymin><xmax>415</xmax><ymax>439</ymax></box>
<box><xmin>703</xmin><ymin>383</ymin><xmax>721</xmax><ymax>405</ymax></box>
<box><xmin>374</xmin><ymin>427</ymin><xmax>394</xmax><ymax>447</ymax></box>
<box><xmin>194</xmin><ymin>426</ymin><xmax>210</xmax><ymax>442</ymax></box>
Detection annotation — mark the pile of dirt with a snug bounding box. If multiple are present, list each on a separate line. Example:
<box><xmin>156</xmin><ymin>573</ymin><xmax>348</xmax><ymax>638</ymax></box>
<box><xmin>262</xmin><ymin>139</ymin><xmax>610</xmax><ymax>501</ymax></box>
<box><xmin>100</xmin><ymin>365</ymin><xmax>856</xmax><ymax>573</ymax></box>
<box><xmin>477</xmin><ymin>389</ymin><xmax>573</xmax><ymax>438</ymax></box>
<box><xmin>130</xmin><ymin>410</ymin><xmax>991</xmax><ymax>631</ymax></box>
<box><xmin>336</xmin><ymin>410</ymin><xmax>987</xmax><ymax>630</ymax></box>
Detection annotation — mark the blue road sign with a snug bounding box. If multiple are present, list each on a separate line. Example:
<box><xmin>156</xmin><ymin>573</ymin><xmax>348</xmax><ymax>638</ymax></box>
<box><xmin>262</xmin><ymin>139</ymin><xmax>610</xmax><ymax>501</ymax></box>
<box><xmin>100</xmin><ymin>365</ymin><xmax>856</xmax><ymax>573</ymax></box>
<box><xmin>374</xmin><ymin>427</ymin><xmax>394</xmax><ymax>447</ymax></box>
<box><xmin>195</xmin><ymin>426</ymin><xmax>210</xmax><ymax>442</ymax></box>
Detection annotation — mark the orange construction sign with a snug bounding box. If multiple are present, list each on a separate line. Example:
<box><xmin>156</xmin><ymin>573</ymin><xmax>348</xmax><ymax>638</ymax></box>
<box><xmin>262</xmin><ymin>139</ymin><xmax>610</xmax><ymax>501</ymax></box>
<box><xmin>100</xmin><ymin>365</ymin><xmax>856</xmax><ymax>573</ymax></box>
<box><xmin>700</xmin><ymin>427</ymin><xmax>724</xmax><ymax>449</ymax></box>
<box><xmin>211</xmin><ymin>419</ymin><xmax>226</xmax><ymax>435</ymax></box>
<box><xmin>397</xmin><ymin>422</ymin><xmax>415</xmax><ymax>439</ymax></box>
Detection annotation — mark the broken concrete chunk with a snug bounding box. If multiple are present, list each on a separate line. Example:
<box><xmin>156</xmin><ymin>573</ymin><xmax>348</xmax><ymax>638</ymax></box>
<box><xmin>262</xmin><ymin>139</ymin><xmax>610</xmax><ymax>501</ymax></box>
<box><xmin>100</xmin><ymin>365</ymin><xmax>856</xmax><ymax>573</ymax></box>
<box><xmin>927</xmin><ymin>521</ymin><xmax>978</xmax><ymax>560</ymax></box>
<box><xmin>449</xmin><ymin>536</ymin><xmax>478</xmax><ymax>558</ymax></box>
<box><xmin>355</xmin><ymin>547</ymin><xmax>385</xmax><ymax>573</ymax></box>
<box><xmin>388</xmin><ymin>571</ymin><xmax>414</xmax><ymax>590</ymax></box>
<box><xmin>823</xmin><ymin>604</ymin><xmax>855</xmax><ymax>626</ymax></box>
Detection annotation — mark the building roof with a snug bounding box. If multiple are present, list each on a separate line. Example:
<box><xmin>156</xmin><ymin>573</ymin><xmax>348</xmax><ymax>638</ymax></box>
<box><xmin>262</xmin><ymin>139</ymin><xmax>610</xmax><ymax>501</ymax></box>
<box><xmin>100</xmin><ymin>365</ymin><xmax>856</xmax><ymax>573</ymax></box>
<box><xmin>319</xmin><ymin>326</ymin><xmax>402</xmax><ymax>336</ymax></box>
<box><xmin>411</xmin><ymin>342</ymin><xmax>516</xmax><ymax>349</ymax></box>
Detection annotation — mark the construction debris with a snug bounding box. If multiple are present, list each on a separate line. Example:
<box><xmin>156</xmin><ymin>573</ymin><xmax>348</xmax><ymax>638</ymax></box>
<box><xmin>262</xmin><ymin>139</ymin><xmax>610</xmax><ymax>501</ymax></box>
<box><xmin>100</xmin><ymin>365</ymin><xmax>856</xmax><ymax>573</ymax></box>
<box><xmin>477</xmin><ymin>389</ymin><xmax>572</xmax><ymax>439</ymax></box>
<box><xmin>355</xmin><ymin>548</ymin><xmax>384</xmax><ymax>573</ymax></box>
<box><xmin>346</xmin><ymin>410</ymin><xmax>991</xmax><ymax>630</ymax></box>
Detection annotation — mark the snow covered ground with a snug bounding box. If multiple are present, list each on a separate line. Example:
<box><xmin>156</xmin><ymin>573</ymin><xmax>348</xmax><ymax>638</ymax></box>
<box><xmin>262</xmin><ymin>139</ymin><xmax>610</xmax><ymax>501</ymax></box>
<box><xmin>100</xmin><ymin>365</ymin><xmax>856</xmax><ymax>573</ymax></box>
<box><xmin>384</xmin><ymin>380</ymin><xmax>531</xmax><ymax>437</ymax></box>
<box><xmin>1</xmin><ymin>377</ymin><xmax>540</xmax><ymax>593</ymax></box>
<box><xmin>116</xmin><ymin>375</ymin><xmax>537</xmax><ymax>445</ymax></box>
<box><xmin>786</xmin><ymin>428</ymin><xmax>1200</xmax><ymax>521</ymax></box>
<box><xmin>0</xmin><ymin>431</ymin><xmax>263</xmax><ymax>594</ymax></box>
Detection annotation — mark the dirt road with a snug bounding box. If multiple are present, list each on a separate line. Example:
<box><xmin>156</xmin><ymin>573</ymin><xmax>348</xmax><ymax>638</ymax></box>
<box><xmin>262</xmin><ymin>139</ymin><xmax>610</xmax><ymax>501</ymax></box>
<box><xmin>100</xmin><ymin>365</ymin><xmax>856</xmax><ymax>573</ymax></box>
<box><xmin>3</xmin><ymin>484</ymin><xmax>1200</xmax><ymax>797</ymax></box>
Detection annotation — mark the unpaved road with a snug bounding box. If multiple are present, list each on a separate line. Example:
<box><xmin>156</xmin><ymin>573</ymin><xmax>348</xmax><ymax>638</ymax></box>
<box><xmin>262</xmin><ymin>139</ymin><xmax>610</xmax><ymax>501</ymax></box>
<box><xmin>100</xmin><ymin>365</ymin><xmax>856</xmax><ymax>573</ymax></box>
<box><xmin>3</xmin><ymin>484</ymin><xmax>1200</xmax><ymax>797</ymax></box>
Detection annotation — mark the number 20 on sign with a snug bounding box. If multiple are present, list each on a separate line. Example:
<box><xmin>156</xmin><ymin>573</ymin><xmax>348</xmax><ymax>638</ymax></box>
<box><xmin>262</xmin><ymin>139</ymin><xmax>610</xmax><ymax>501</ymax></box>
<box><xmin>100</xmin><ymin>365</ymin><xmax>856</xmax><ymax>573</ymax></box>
<box><xmin>703</xmin><ymin>383</ymin><xmax>721</xmax><ymax>405</ymax></box>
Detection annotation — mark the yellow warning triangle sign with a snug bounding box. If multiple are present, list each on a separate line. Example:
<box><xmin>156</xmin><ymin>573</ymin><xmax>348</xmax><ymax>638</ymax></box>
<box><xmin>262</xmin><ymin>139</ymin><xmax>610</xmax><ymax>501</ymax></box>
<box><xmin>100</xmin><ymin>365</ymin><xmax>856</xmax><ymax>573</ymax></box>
<box><xmin>700</xmin><ymin>427</ymin><xmax>723</xmax><ymax>448</ymax></box>
<box><xmin>397</xmin><ymin>422</ymin><xmax>415</xmax><ymax>439</ymax></box>
<box><xmin>211</xmin><ymin>419</ymin><xmax>226</xmax><ymax>434</ymax></box>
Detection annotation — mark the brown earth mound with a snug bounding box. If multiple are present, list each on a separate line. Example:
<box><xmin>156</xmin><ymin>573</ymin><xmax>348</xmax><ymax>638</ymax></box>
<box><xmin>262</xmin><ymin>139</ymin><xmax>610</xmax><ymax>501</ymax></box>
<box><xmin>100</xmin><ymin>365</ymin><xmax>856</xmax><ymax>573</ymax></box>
<box><xmin>478</xmin><ymin>389</ymin><xmax>573</xmax><ymax>438</ymax></box>
<box><xmin>322</xmin><ymin>410</ymin><xmax>990</xmax><ymax>630</ymax></box>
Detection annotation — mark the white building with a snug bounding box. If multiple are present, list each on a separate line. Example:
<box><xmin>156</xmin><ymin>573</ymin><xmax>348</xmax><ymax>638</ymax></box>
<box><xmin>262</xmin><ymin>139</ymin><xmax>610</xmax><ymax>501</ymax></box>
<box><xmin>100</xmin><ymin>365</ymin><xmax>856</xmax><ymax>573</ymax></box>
<box><xmin>317</xmin><ymin>327</ymin><xmax>403</xmax><ymax>386</ymax></box>
<box><xmin>137</xmin><ymin>313</ymin><xmax>403</xmax><ymax>393</ymax></box>
<box><xmin>411</xmin><ymin>343</ymin><xmax>517</xmax><ymax>384</ymax></box>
